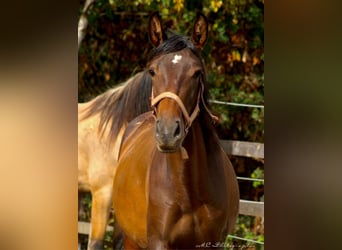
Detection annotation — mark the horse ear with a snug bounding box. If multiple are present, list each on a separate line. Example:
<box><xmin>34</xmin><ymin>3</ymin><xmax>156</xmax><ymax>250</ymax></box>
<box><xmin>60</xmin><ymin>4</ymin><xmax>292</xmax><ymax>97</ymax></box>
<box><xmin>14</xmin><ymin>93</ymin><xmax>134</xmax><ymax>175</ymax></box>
<box><xmin>149</xmin><ymin>12</ymin><xmax>166</xmax><ymax>47</ymax></box>
<box><xmin>191</xmin><ymin>13</ymin><xmax>208</xmax><ymax>50</ymax></box>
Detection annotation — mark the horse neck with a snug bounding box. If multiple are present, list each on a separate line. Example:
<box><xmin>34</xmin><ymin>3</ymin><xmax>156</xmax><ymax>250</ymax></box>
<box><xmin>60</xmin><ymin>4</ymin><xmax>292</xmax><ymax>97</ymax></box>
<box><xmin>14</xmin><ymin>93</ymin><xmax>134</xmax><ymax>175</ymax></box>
<box><xmin>157</xmin><ymin>119</ymin><xmax>210</xmax><ymax>199</ymax></box>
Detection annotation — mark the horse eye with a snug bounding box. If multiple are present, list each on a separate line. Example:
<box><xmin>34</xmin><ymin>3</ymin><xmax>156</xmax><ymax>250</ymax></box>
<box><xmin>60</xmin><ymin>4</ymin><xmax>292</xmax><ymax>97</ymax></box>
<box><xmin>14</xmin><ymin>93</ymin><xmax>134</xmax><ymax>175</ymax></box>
<box><xmin>149</xmin><ymin>69</ymin><xmax>155</xmax><ymax>77</ymax></box>
<box><xmin>193</xmin><ymin>70</ymin><xmax>202</xmax><ymax>78</ymax></box>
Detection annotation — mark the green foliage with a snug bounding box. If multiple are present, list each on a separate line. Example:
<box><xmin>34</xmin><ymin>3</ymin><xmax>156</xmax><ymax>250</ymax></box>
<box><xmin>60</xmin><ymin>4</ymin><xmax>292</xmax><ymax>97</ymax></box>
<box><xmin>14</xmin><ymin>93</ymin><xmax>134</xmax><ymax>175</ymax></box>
<box><xmin>225</xmin><ymin>215</ymin><xmax>264</xmax><ymax>250</ymax></box>
<box><xmin>251</xmin><ymin>167</ymin><xmax>264</xmax><ymax>188</ymax></box>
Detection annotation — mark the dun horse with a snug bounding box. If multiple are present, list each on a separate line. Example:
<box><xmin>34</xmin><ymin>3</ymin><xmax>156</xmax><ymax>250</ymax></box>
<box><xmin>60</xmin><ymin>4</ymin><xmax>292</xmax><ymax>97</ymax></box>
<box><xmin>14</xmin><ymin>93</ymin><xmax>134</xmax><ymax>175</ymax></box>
<box><xmin>113</xmin><ymin>13</ymin><xmax>239</xmax><ymax>249</ymax></box>
<box><xmin>78</xmin><ymin>72</ymin><xmax>151</xmax><ymax>249</ymax></box>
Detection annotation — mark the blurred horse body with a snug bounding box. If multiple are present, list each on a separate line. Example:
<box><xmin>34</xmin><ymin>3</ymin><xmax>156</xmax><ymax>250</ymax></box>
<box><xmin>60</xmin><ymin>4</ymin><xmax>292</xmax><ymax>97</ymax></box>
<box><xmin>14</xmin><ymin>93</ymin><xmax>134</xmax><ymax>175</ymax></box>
<box><xmin>78</xmin><ymin>72</ymin><xmax>151</xmax><ymax>250</ymax></box>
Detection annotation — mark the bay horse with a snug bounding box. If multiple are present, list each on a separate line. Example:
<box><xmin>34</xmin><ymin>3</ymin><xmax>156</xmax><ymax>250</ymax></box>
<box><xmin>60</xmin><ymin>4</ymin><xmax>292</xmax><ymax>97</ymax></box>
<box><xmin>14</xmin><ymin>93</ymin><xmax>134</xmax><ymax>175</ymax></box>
<box><xmin>78</xmin><ymin>72</ymin><xmax>152</xmax><ymax>249</ymax></box>
<box><xmin>113</xmin><ymin>13</ymin><xmax>239</xmax><ymax>249</ymax></box>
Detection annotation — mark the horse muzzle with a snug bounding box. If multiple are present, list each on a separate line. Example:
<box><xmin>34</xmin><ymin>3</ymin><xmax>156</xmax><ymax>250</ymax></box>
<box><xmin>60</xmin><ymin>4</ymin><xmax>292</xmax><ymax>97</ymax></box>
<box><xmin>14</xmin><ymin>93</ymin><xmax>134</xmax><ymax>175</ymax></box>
<box><xmin>155</xmin><ymin>117</ymin><xmax>184</xmax><ymax>152</ymax></box>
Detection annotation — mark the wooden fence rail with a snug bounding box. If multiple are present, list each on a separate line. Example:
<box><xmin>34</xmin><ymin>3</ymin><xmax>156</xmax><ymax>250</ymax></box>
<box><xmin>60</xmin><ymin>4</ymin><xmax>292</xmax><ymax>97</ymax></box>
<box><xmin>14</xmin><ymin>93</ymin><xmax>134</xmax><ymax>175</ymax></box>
<box><xmin>220</xmin><ymin>140</ymin><xmax>264</xmax><ymax>159</ymax></box>
<box><xmin>221</xmin><ymin>139</ymin><xmax>264</xmax><ymax>218</ymax></box>
<box><xmin>239</xmin><ymin>199</ymin><xmax>264</xmax><ymax>217</ymax></box>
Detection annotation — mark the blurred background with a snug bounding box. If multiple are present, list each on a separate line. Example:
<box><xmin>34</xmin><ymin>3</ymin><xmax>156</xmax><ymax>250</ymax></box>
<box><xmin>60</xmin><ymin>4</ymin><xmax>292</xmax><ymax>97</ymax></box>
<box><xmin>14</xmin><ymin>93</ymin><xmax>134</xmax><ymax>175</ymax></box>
<box><xmin>78</xmin><ymin>0</ymin><xmax>264</xmax><ymax>249</ymax></box>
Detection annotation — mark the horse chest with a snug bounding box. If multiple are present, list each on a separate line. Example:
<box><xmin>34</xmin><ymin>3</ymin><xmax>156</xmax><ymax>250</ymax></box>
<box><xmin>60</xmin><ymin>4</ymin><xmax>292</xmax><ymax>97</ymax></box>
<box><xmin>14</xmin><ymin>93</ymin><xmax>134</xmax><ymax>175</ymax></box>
<box><xmin>148</xmin><ymin>202</ymin><xmax>226</xmax><ymax>249</ymax></box>
<box><xmin>174</xmin><ymin>205</ymin><xmax>220</xmax><ymax>236</ymax></box>
<box><xmin>148</xmin><ymin>152</ymin><xmax>227</xmax><ymax>246</ymax></box>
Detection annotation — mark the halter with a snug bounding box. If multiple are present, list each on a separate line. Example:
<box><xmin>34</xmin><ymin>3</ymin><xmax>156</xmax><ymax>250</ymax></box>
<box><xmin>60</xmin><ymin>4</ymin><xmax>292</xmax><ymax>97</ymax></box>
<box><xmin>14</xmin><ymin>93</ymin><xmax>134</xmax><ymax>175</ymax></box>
<box><xmin>150</xmin><ymin>82</ymin><xmax>218</xmax><ymax>159</ymax></box>
<box><xmin>151</xmin><ymin>89</ymin><xmax>201</xmax><ymax>134</ymax></box>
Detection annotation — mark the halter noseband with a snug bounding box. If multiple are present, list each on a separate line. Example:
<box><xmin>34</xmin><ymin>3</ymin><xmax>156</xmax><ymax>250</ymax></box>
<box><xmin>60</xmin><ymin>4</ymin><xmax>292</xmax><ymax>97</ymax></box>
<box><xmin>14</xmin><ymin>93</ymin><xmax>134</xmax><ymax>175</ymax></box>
<box><xmin>150</xmin><ymin>82</ymin><xmax>218</xmax><ymax>159</ymax></box>
<box><xmin>150</xmin><ymin>83</ymin><xmax>202</xmax><ymax>135</ymax></box>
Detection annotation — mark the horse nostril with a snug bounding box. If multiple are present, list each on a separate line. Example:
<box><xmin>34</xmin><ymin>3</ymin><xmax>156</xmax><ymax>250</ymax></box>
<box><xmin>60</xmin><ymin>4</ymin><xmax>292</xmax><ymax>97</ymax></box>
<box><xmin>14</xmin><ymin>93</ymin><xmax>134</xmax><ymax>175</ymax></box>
<box><xmin>155</xmin><ymin>119</ymin><xmax>161</xmax><ymax>137</ymax></box>
<box><xmin>173</xmin><ymin>120</ymin><xmax>181</xmax><ymax>138</ymax></box>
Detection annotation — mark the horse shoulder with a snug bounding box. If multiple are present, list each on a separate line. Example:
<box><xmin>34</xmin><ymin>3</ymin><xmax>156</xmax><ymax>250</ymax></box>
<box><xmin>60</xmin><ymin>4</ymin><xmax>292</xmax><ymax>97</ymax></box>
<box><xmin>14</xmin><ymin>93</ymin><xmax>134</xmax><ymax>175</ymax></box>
<box><xmin>222</xmin><ymin>148</ymin><xmax>240</xmax><ymax>233</ymax></box>
<box><xmin>205</xmin><ymin>134</ymin><xmax>240</xmax><ymax>234</ymax></box>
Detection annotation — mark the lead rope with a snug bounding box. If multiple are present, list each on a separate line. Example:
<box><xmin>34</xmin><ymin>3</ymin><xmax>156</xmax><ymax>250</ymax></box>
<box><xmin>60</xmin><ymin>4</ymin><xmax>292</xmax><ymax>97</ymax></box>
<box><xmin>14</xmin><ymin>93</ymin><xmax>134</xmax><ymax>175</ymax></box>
<box><xmin>201</xmin><ymin>93</ymin><xmax>219</xmax><ymax>124</ymax></box>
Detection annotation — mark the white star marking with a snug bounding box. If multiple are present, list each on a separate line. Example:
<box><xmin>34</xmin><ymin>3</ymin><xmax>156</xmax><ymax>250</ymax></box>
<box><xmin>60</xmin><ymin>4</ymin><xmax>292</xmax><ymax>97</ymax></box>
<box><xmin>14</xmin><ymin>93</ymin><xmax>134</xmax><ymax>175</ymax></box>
<box><xmin>172</xmin><ymin>54</ymin><xmax>182</xmax><ymax>64</ymax></box>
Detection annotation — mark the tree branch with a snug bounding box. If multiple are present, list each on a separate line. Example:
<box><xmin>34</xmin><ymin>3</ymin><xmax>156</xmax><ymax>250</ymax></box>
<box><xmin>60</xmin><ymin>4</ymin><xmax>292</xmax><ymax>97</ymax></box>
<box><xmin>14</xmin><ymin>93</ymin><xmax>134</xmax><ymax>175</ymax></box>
<box><xmin>78</xmin><ymin>0</ymin><xmax>96</xmax><ymax>49</ymax></box>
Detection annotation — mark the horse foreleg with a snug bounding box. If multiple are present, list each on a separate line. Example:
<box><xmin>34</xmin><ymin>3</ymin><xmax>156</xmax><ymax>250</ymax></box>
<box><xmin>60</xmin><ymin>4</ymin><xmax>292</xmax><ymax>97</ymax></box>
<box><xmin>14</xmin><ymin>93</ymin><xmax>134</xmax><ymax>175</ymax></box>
<box><xmin>88</xmin><ymin>188</ymin><xmax>112</xmax><ymax>250</ymax></box>
<box><xmin>78</xmin><ymin>192</ymin><xmax>87</xmax><ymax>221</ymax></box>
<box><xmin>112</xmin><ymin>214</ymin><xmax>124</xmax><ymax>250</ymax></box>
<box><xmin>124</xmin><ymin>236</ymin><xmax>141</xmax><ymax>250</ymax></box>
